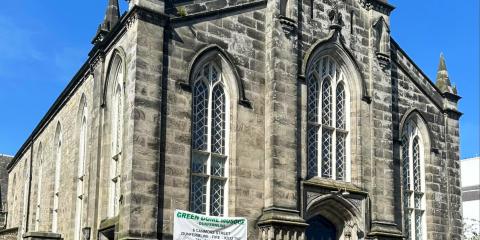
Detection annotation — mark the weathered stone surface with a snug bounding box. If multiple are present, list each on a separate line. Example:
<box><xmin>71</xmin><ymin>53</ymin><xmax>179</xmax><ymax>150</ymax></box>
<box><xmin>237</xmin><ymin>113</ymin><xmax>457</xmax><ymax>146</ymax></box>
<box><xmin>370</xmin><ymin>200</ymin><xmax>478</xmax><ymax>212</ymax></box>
<box><xmin>4</xmin><ymin>1</ymin><xmax>462</xmax><ymax>240</ymax></box>
<box><xmin>0</xmin><ymin>155</ymin><xmax>11</xmax><ymax>229</ymax></box>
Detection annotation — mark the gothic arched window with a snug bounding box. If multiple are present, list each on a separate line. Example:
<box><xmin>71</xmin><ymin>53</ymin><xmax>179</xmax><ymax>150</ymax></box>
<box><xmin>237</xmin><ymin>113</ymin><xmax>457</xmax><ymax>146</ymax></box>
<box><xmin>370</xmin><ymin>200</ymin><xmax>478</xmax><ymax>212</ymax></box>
<box><xmin>34</xmin><ymin>144</ymin><xmax>43</xmax><ymax>231</ymax></box>
<box><xmin>52</xmin><ymin>123</ymin><xmax>62</xmax><ymax>233</ymax></box>
<box><xmin>402</xmin><ymin>122</ymin><xmax>426</xmax><ymax>240</ymax></box>
<box><xmin>307</xmin><ymin>56</ymin><xmax>350</xmax><ymax>181</ymax></box>
<box><xmin>190</xmin><ymin>62</ymin><xmax>229</xmax><ymax>217</ymax></box>
<box><xmin>108</xmin><ymin>56</ymin><xmax>124</xmax><ymax>218</ymax></box>
<box><xmin>74</xmin><ymin>102</ymin><xmax>87</xmax><ymax>240</ymax></box>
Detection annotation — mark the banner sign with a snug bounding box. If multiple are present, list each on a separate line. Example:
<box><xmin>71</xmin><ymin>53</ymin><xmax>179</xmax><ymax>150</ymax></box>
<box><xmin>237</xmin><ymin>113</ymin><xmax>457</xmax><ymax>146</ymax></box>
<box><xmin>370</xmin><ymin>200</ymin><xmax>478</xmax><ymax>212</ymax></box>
<box><xmin>173</xmin><ymin>210</ymin><xmax>247</xmax><ymax>240</ymax></box>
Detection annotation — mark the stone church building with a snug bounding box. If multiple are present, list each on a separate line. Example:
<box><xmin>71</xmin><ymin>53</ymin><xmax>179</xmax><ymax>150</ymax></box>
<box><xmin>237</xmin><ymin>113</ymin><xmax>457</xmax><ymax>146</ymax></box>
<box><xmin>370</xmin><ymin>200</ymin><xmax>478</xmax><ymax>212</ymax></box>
<box><xmin>2</xmin><ymin>0</ymin><xmax>463</xmax><ymax>239</ymax></box>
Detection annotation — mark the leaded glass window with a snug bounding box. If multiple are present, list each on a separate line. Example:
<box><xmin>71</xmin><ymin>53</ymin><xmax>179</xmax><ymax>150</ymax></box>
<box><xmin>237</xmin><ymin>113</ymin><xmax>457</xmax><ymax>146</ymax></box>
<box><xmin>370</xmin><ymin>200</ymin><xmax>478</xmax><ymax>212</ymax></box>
<box><xmin>402</xmin><ymin>123</ymin><xmax>426</xmax><ymax>240</ymax></box>
<box><xmin>191</xmin><ymin>62</ymin><xmax>228</xmax><ymax>217</ymax></box>
<box><xmin>307</xmin><ymin>56</ymin><xmax>350</xmax><ymax>181</ymax></box>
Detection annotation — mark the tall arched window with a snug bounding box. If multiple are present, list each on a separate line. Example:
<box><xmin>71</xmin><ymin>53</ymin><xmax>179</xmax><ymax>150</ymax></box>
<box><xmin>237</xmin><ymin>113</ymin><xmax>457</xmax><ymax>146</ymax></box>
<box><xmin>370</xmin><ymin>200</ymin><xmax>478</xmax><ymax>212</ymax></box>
<box><xmin>21</xmin><ymin>158</ymin><xmax>30</xmax><ymax>234</ymax></box>
<box><xmin>307</xmin><ymin>56</ymin><xmax>350</xmax><ymax>181</ymax></box>
<box><xmin>190</xmin><ymin>62</ymin><xmax>229</xmax><ymax>217</ymax></box>
<box><xmin>34</xmin><ymin>144</ymin><xmax>43</xmax><ymax>231</ymax></box>
<box><xmin>402</xmin><ymin>121</ymin><xmax>426</xmax><ymax>240</ymax></box>
<box><xmin>109</xmin><ymin>56</ymin><xmax>124</xmax><ymax>217</ymax></box>
<box><xmin>74</xmin><ymin>102</ymin><xmax>87</xmax><ymax>240</ymax></box>
<box><xmin>52</xmin><ymin>123</ymin><xmax>62</xmax><ymax>233</ymax></box>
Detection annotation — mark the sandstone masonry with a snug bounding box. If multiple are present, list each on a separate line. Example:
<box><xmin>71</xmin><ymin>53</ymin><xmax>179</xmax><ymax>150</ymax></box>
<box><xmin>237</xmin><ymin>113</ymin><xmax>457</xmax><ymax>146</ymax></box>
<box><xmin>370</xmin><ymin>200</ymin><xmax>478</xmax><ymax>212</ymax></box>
<box><xmin>3</xmin><ymin>0</ymin><xmax>463</xmax><ymax>240</ymax></box>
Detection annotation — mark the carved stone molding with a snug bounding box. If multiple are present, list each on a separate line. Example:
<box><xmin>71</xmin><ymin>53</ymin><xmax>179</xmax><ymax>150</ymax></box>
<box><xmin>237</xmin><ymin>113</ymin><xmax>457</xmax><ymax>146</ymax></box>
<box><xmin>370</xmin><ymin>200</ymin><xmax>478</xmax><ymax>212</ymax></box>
<box><xmin>125</xmin><ymin>12</ymin><xmax>138</xmax><ymax>30</ymax></box>
<box><xmin>258</xmin><ymin>225</ymin><xmax>306</xmax><ymax>240</ymax></box>
<box><xmin>258</xmin><ymin>207</ymin><xmax>308</xmax><ymax>240</ymax></box>
<box><xmin>359</xmin><ymin>0</ymin><xmax>394</xmax><ymax>15</ymax></box>
<box><xmin>278</xmin><ymin>16</ymin><xmax>297</xmax><ymax>34</ymax></box>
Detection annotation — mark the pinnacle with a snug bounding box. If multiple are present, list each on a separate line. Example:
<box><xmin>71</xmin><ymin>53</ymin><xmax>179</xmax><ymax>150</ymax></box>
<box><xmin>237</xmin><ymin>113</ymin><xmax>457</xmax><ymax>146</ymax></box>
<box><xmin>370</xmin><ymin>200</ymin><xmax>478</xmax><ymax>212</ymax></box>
<box><xmin>435</xmin><ymin>53</ymin><xmax>454</xmax><ymax>94</ymax></box>
<box><xmin>438</xmin><ymin>52</ymin><xmax>447</xmax><ymax>72</ymax></box>
<box><xmin>93</xmin><ymin>0</ymin><xmax>120</xmax><ymax>44</ymax></box>
<box><xmin>101</xmin><ymin>0</ymin><xmax>120</xmax><ymax>32</ymax></box>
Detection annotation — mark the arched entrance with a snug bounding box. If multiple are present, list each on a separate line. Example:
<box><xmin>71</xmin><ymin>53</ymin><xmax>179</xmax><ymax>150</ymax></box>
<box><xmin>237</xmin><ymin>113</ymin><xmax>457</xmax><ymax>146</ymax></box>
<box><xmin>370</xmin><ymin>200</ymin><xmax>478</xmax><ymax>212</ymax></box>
<box><xmin>305</xmin><ymin>194</ymin><xmax>365</xmax><ymax>240</ymax></box>
<box><xmin>306</xmin><ymin>215</ymin><xmax>337</xmax><ymax>240</ymax></box>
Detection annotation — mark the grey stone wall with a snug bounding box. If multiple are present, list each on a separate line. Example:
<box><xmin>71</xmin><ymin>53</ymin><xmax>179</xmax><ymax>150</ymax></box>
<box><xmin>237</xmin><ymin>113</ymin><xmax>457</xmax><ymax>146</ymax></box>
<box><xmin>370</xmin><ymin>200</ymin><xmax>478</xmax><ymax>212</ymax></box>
<box><xmin>0</xmin><ymin>155</ymin><xmax>12</xmax><ymax>229</ymax></box>
<box><xmin>5</xmin><ymin>0</ymin><xmax>462</xmax><ymax>240</ymax></box>
<box><xmin>0</xmin><ymin>155</ymin><xmax>11</xmax><ymax>211</ymax></box>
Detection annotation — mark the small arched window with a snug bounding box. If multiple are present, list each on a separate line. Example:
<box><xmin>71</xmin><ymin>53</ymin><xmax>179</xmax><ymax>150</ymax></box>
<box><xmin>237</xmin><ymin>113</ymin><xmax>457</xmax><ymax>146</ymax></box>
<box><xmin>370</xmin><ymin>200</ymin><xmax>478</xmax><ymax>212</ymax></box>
<box><xmin>108</xmin><ymin>56</ymin><xmax>124</xmax><ymax>218</ymax></box>
<box><xmin>190</xmin><ymin>62</ymin><xmax>229</xmax><ymax>217</ymax></box>
<box><xmin>307</xmin><ymin>56</ymin><xmax>350</xmax><ymax>181</ymax></box>
<box><xmin>402</xmin><ymin>121</ymin><xmax>426</xmax><ymax>240</ymax></box>
<box><xmin>52</xmin><ymin>123</ymin><xmax>62</xmax><ymax>233</ymax></box>
<box><xmin>74</xmin><ymin>101</ymin><xmax>87</xmax><ymax>240</ymax></box>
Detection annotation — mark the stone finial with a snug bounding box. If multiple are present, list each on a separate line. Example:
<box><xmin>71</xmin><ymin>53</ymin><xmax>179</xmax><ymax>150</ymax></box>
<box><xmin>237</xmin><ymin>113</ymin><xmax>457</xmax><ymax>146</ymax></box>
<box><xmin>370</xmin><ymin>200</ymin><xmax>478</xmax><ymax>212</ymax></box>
<box><xmin>435</xmin><ymin>53</ymin><xmax>456</xmax><ymax>94</ymax></box>
<box><xmin>92</xmin><ymin>0</ymin><xmax>121</xmax><ymax>44</ymax></box>
<box><xmin>328</xmin><ymin>1</ymin><xmax>344</xmax><ymax>30</ymax></box>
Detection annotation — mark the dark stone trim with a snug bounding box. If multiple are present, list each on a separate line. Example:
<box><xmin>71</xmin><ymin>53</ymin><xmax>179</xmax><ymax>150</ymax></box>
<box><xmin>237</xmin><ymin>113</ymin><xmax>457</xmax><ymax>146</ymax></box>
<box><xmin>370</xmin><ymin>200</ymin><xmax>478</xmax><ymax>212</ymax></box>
<box><xmin>101</xmin><ymin>48</ymin><xmax>127</xmax><ymax>107</ymax></box>
<box><xmin>7</xmin><ymin>5</ymin><xmax>163</xmax><ymax>171</ymax></box>
<box><xmin>391</xmin><ymin>61</ymin><xmax>444</xmax><ymax>112</ymax></box>
<box><xmin>302</xmin><ymin>178</ymin><xmax>369</xmax><ymax>196</ymax></box>
<box><xmin>0</xmin><ymin>227</ymin><xmax>18</xmax><ymax>235</ymax></box>
<box><xmin>398</xmin><ymin>108</ymin><xmax>438</xmax><ymax>150</ymax></box>
<box><xmin>7</xmin><ymin>61</ymin><xmax>92</xmax><ymax>171</ymax></box>
<box><xmin>186</xmin><ymin>44</ymin><xmax>251</xmax><ymax>106</ymax></box>
<box><xmin>238</xmin><ymin>99</ymin><xmax>253</xmax><ymax>109</ymax></box>
<box><xmin>391</xmin><ymin>39</ymin><xmax>451</xmax><ymax>100</ymax></box>
<box><xmin>98</xmin><ymin>216</ymin><xmax>119</xmax><ymax>232</ymax></box>
<box><xmin>443</xmin><ymin>91</ymin><xmax>462</xmax><ymax>102</ymax></box>
<box><xmin>297</xmin><ymin>74</ymin><xmax>306</xmax><ymax>84</ymax></box>
<box><xmin>301</xmin><ymin>29</ymin><xmax>371</xmax><ymax>103</ymax></box>
<box><xmin>23</xmin><ymin>232</ymin><xmax>62</xmax><ymax>240</ymax></box>
<box><xmin>170</xmin><ymin>0</ymin><xmax>267</xmax><ymax>26</ymax></box>
<box><xmin>445</xmin><ymin>108</ymin><xmax>463</xmax><ymax>120</ymax></box>
<box><xmin>368</xmin><ymin>220</ymin><xmax>403</xmax><ymax>238</ymax></box>
<box><xmin>177</xmin><ymin>81</ymin><xmax>192</xmax><ymax>92</ymax></box>
<box><xmin>257</xmin><ymin>207</ymin><xmax>308</xmax><ymax>227</ymax></box>
<box><xmin>360</xmin><ymin>0</ymin><xmax>395</xmax><ymax>16</ymax></box>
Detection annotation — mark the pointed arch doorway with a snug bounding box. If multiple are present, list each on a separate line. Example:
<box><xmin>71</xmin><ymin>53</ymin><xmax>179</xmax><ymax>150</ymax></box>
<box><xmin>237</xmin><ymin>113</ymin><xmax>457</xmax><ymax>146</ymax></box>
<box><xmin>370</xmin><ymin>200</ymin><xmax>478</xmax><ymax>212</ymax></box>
<box><xmin>306</xmin><ymin>215</ymin><xmax>337</xmax><ymax>240</ymax></box>
<box><xmin>304</xmin><ymin>193</ymin><xmax>366</xmax><ymax>240</ymax></box>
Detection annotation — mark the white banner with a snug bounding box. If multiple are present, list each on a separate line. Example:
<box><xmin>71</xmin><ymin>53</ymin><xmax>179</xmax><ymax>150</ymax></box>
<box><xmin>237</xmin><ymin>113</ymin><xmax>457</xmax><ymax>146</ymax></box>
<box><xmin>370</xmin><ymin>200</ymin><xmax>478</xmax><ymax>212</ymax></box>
<box><xmin>173</xmin><ymin>210</ymin><xmax>247</xmax><ymax>240</ymax></box>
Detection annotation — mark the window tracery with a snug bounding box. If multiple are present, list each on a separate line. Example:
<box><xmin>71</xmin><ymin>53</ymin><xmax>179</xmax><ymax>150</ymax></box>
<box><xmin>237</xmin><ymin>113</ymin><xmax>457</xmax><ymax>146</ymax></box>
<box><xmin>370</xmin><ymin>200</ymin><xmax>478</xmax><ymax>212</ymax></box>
<box><xmin>307</xmin><ymin>56</ymin><xmax>350</xmax><ymax>181</ymax></box>
<box><xmin>191</xmin><ymin>62</ymin><xmax>229</xmax><ymax>217</ymax></box>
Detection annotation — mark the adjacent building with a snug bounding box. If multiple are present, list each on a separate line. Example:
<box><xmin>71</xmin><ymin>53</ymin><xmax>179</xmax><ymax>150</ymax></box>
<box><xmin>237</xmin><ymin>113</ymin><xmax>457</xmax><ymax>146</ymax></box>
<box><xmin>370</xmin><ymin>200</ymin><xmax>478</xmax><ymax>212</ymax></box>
<box><xmin>0</xmin><ymin>154</ymin><xmax>12</xmax><ymax>229</ymax></box>
<box><xmin>462</xmin><ymin>157</ymin><xmax>480</xmax><ymax>238</ymax></box>
<box><xmin>2</xmin><ymin>0</ymin><xmax>464</xmax><ymax>239</ymax></box>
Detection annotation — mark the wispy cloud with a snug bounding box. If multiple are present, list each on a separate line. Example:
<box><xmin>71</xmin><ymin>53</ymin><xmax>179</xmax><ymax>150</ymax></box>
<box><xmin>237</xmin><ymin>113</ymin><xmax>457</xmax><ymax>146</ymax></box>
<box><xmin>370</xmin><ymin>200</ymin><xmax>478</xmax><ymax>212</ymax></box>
<box><xmin>0</xmin><ymin>16</ymin><xmax>45</xmax><ymax>62</ymax></box>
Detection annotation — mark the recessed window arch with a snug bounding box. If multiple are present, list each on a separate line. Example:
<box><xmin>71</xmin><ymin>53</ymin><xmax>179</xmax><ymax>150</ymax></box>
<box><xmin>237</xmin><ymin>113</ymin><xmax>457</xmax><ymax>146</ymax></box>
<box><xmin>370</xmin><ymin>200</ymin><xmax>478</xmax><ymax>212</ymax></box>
<box><xmin>190</xmin><ymin>56</ymin><xmax>236</xmax><ymax>217</ymax></box>
<box><xmin>52</xmin><ymin>122</ymin><xmax>62</xmax><ymax>233</ymax></box>
<box><xmin>34</xmin><ymin>143</ymin><xmax>43</xmax><ymax>231</ymax></box>
<box><xmin>74</xmin><ymin>99</ymin><xmax>88</xmax><ymax>240</ymax></box>
<box><xmin>402</xmin><ymin>120</ymin><xmax>427</xmax><ymax>240</ymax></box>
<box><xmin>107</xmin><ymin>54</ymin><xmax>124</xmax><ymax>218</ymax></box>
<box><xmin>307</xmin><ymin>56</ymin><xmax>351</xmax><ymax>181</ymax></box>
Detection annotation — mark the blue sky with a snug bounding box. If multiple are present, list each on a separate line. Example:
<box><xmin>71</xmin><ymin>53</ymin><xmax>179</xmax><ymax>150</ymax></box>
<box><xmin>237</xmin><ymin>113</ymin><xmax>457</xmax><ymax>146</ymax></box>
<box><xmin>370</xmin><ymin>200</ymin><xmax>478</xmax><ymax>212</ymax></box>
<box><xmin>0</xmin><ymin>1</ymin><xmax>478</xmax><ymax>159</ymax></box>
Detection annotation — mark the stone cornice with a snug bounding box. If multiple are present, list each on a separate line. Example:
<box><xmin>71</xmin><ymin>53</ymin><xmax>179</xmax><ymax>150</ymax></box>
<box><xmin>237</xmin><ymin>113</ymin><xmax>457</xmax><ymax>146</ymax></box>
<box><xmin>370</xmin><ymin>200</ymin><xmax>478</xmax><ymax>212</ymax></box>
<box><xmin>359</xmin><ymin>0</ymin><xmax>395</xmax><ymax>15</ymax></box>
